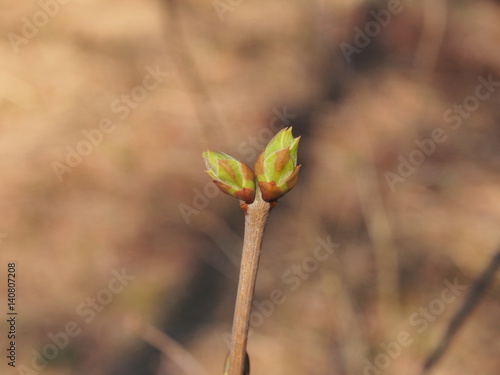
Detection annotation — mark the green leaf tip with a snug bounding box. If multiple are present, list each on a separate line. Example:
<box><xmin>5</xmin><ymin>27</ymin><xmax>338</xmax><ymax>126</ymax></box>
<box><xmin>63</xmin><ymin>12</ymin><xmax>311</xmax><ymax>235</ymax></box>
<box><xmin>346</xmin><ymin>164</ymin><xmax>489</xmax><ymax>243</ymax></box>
<box><xmin>254</xmin><ymin>127</ymin><xmax>301</xmax><ymax>202</ymax></box>
<box><xmin>224</xmin><ymin>351</ymin><xmax>250</xmax><ymax>375</ymax></box>
<box><xmin>203</xmin><ymin>150</ymin><xmax>256</xmax><ymax>204</ymax></box>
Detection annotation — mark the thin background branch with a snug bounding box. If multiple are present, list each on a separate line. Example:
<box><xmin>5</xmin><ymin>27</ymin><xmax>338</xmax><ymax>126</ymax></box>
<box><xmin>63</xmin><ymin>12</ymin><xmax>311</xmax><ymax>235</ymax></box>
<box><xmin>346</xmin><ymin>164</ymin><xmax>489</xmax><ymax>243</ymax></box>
<box><xmin>125</xmin><ymin>315</ymin><xmax>210</xmax><ymax>375</ymax></box>
<box><xmin>413</xmin><ymin>0</ymin><xmax>448</xmax><ymax>77</ymax></box>
<box><xmin>420</xmin><ymin>247</ymin><xmax>500</xmax><ymax>375</ymax></box>
<box><xmin>160</xmin><ymin>0</ymin><xmax>226</xmax><ymax>146</ymax></box>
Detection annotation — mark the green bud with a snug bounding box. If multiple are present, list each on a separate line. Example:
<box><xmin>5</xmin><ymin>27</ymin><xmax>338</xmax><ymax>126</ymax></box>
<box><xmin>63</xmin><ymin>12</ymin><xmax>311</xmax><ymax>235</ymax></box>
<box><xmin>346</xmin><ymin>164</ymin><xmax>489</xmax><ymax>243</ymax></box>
<box><xmin>254</xmin><ymin>127</ymin><xmax>301</xmax><ymax>202</ymax></box>
<box><xmin>224</xmin><ymin>351</ymin><xmax>250</xmax><ymax>375</ymax></box>
<box><xmin>203</xmin><ymin>150</ymin><xmax>256</xmax><ymax>204</ymax></box>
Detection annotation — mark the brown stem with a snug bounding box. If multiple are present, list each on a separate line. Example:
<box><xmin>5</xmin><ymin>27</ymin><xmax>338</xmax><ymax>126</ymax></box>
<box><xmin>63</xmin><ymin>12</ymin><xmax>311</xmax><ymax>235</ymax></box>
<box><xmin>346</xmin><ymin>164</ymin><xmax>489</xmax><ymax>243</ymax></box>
<box><xmin>229</xmin><ymin>191</ymin><xmax>272</xmax><ymax>375</ymax></box>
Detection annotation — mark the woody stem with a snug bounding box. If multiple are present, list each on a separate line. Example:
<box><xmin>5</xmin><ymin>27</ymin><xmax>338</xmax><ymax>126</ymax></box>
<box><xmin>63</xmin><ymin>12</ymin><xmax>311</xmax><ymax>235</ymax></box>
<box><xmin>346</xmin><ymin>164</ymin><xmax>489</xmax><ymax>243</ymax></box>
<box><xmin>229</xmin><ymin>190</ymin><xmax>271</xmax><ymax>375</ymax></box>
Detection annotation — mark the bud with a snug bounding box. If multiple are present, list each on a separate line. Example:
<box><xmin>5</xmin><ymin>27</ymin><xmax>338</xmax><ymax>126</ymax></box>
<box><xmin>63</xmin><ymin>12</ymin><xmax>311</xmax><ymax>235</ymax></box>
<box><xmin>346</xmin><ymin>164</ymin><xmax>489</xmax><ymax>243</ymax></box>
<box><xmin>224</xmin><ymin>351</ymin><xmax>250</xmax><ymax>375</ymax></box>
<box><xmin>254</xmin><ymin>127</ymin><xmax>301</xmax><ymax>202</ymax></box>
<box><xmin>203</xmin><ymin>151</ymin><xmax>256</xmax><ymax>204</ymax></box>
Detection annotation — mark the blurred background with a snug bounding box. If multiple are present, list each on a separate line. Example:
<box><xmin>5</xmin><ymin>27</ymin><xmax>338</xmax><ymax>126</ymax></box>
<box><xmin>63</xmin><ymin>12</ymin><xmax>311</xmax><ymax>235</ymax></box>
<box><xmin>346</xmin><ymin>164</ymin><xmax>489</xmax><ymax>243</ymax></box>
<box><xmin>1</xmin><ymin>0</ymin><xmax>500</xmax><ymax>374</ymax></box>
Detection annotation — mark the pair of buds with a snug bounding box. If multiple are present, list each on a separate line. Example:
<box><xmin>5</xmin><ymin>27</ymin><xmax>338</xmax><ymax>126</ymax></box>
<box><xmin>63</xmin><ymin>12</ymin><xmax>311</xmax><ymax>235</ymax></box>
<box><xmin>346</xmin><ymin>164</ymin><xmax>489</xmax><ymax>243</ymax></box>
<box><xmin>203</xmin><ymin>128</ymin><xmax>301</xmax><ymax>204</ymax></box>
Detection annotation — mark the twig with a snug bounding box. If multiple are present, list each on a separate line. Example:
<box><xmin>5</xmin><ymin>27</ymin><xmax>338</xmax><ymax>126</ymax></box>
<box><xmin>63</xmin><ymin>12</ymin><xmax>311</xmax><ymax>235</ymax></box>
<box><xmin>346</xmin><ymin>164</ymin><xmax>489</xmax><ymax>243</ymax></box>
<box><xmin>420</xmin><ymin>247</ymin><xmax>500</xmax><ymax>375</ymax></box>
<box><xmin>354</xmin><ymin>135</ymin><xmax>400</xmax><ymax>332</ymax></box>
<box><xmin>228</xmin><ymin>190</ymin><xmax>271</xmax><ymax>375</ymax></box>
<box><xmin>203</xmin><ymin>128</ymin><xmax>300</xmax><ymax>374</ymax></box>
<box><xmin>161</xmin><ymin>0</ymin><xmax>225</xmax><ymax>145</ymax></box>
<box><xmin>125</xmin><ymin>315</ymin><xmax>209</xmax><ymax>375</ymax></box>
<box><xmin>413</xmin><ymin>0</ymin><xmax>448</xmax><ymax>77</ymax></box>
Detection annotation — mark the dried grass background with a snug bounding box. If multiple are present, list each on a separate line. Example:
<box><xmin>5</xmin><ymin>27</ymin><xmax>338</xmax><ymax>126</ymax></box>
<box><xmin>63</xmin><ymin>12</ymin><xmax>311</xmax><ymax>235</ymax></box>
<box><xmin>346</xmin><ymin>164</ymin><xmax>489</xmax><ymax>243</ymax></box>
<box><xmin>1</xmin><ymin>0</ymin><xmax>500</xmax><ymax>375</ymax></box>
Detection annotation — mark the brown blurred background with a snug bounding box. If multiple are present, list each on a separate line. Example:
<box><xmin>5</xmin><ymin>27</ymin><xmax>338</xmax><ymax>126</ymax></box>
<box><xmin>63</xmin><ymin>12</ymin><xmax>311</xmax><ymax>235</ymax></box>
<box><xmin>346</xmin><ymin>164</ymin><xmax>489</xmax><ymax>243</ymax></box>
<box><xmin>1</xmin><ymin>0</ymin><xmax>500</xmax><ymax>374</ymax></box>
